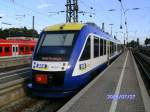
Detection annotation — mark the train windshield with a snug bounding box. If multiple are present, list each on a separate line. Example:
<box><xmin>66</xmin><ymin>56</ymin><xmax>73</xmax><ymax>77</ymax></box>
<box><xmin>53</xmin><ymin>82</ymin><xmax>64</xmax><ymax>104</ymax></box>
<box><xmin>41</xmin><ymin>33</ymin><xmax>75</xmax><ymax>46</ymax></box>
<box><xmin>35</xmin><ymin>31</ymin><xmax>79</xmax><ymax>61</ymax></box>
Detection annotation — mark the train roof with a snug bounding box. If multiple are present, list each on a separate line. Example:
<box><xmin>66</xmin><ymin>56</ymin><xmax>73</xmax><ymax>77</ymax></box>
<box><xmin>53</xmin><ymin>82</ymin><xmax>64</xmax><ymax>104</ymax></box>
<box><xmin>44</xmin><ymin>23</ymin><xmax>84</xmax><ymax>31</ymax></box>
<box><xmin>43</xmin><ymin>22</ymin><xmax>120</xmax><ymax>44</ymax></box>
<box><xmin>85</xmin><ymin>23</ymin><xmax>121</xmax><ymax>44</ymax></box>
<box><xmin>0</xmin><ymin>39</ymin><xmax>36</xmax><ymax>44</ymax></box>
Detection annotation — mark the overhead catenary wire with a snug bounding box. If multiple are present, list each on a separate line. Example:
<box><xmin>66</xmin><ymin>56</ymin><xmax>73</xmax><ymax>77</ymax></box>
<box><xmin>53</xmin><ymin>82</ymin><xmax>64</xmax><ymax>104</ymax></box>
<box><xmin>1</xmin><ymin>0</ymin><xmax>59</xmax><ymax>23</ymax></box>
<box><xmin>1</xmin><ymin>0</ymin><xmax>64</xmax><ymax>30</ymax></box>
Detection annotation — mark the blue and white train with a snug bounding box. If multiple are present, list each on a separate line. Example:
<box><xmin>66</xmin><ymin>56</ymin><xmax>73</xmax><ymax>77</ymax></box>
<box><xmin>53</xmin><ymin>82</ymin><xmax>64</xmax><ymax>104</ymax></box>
<box><xmin>28</xmin><ymin>22</ymin><xmax>122</xmax><ymax>97</ymax></box>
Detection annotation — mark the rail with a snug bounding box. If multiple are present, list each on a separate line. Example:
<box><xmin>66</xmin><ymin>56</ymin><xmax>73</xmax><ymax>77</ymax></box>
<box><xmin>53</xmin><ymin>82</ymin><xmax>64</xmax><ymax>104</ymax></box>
<box><xmin>0</xmin><ymin>55</ymin><xmax>32</xmax><ymax>68</ymax></box>
<box><xmin>0</xmin><ymin>67</ymin><xmax>31</xmax><ymax>107</ymax></box>
<box><xmin>132</xmin><ymin>49</ymin><xmax>150</xmax><ymax>81</ymax></box>
<box><xmin>0</xmin><ymin>67</ymin><xmax>69</xmax><ymax>110</ymax></box>
<box><xmin>0</xmin><ymin>67</ymin><xmax>30</xmax><ymax>90</ymax></box>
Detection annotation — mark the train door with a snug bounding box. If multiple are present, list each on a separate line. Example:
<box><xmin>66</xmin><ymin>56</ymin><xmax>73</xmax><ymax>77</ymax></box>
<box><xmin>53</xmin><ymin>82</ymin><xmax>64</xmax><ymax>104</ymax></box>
<box><xmin>0</xmin><ymin>46</ymin><xmax>3</xmax><ymax>56</ymax></box>
<box><xmin>12</xmin><ymin>45</ymin><xmax>18</xmax><ymax>56</ymax></box>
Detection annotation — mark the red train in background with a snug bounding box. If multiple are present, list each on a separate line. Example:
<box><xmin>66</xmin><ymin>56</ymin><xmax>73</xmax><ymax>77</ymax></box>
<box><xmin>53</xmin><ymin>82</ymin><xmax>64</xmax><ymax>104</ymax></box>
<box><xmin>0</xmin><ymin>37</ymin><xmax>37</xmax><ymax>58</ymax></box>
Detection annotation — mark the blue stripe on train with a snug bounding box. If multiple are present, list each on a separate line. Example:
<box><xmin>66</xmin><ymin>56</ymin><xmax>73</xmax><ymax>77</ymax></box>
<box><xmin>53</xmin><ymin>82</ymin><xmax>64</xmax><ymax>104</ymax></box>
<box><xmin>64</xmin><ymin>24</ymin><xmax>112</xmax><ymax>89</ymax></box>
<box><xmin>29</xmin><ymin>54</ymin><xmax>120</xmax><ymax>98</ymax></box>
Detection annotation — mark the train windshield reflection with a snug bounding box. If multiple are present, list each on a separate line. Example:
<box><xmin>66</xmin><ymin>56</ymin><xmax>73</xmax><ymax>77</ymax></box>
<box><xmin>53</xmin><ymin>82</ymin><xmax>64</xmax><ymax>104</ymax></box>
<box><xmin>41</xmin><ymin>33</ymin><xmax>75</xmax><ymax>46</ymax></box>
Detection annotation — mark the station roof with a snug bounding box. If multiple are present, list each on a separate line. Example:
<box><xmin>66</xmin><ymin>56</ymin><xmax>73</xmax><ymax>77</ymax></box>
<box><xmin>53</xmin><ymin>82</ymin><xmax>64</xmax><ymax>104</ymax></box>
<box><xmin>44</xmin><ymin>23</ymin><xmax>84</xmax><ymax>31</ymax></box>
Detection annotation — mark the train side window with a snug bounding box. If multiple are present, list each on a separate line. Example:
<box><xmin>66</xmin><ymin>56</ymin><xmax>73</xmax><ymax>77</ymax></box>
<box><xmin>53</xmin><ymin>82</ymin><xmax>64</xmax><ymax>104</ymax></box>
<box><xmin>110</xmin><ymin>42</ymin><xmax>112</xmax><ymax>56</ymax></box>
<box><xmin>104</xmin><ymin>40</ymin><xmax>106</xmax><ymax>55</ymax></box>
<box><xmin>25</xmin><ymin>46</ymin><xmax>29</xmax><ymax>51</ymax></box>
<box><xmin>109</xmin><ymin>42</ymin><xmax>110</xmax><ymax>56</ymax></box>
<box><xmin>112</xmin><ymin>42</ymin><xmax>114</xmax><ymax>54</ymax></box>
<box><xmin>114</xmin><ymin>43</ymin><xmax>115</xmax><ymax>53</ymax></box>
<box><xmin>100</xmin><ymin>39</ymin><xmax>103</xmax><ymax>56</ymax></box>
<box><xmin>0</xmin><ymin>47</ymin><xmax>2</xmax><ymax>53</ymax></box>
<box><xmin>118</xmin><ymin>44</ymin><xmax>121</xmax><ymax>52</ymax></box>
<box><xmin>13</xmin><ymin>47</ymin><xmax>15</xmax><ymax>52</ymax></box>
<box><xmin>20</xmin><ymin>47</ymin><xmax>24</xmax><ymax>52</ymax></box>
<box><xmin>117</xmin><ymin>44</ymin><xmax>119</xmax><ymax>52</ymax></box>
<box><xmin>107</xmin><ymin>41</ymin><xmax>110</xmax><ymax>56</ymax></box>
<box><xmin>80</xmin><ymin>37</ymin><xmax>91</xmax><ymax>61</ymax></box>
<box><xmin>112</xmin><ymin>42</ymin><xmax>113</xmax><ymax>55</ymax></box>
<box><xmin>94</xmin><ymin>37</ymin><xmax>99</xmax><ymax>58</ymax></box>
<box><xmin>115</xmin><ymin>43</ymin><xmax>117</xmax><ymax>52</ymax></box>
<box><xmin>5</xmin><ymin>47</ymin><xmax>10</xmax><ymax>52</ymax></box>
<box><xmin>16</xmin><ymin>47</ymin><xmax>18</xmax><ymax>52</ymax></box>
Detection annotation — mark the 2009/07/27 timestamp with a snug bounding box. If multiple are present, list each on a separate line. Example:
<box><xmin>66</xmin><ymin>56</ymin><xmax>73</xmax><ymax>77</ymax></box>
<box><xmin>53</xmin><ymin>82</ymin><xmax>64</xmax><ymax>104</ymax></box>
<box><xmin>107</xmin><ymin>94</ymin><xmax>136</xmax><ymax>100</ymax></box>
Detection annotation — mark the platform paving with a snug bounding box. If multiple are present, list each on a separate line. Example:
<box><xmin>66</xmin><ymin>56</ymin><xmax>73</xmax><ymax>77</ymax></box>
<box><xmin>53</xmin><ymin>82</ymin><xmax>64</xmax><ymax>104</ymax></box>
<box><xmin>57</xmin><ymin>51</ymin><xmax>150</xmax><ymax>112</ymax></box>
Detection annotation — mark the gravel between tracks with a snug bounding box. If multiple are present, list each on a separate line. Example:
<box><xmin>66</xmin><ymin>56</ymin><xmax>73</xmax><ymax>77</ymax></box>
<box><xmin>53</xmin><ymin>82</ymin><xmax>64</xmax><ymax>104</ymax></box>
<box><xmin>0</xmin><ymin>96</ymin><xmax>69</xmax><ymax>112</ymax></box>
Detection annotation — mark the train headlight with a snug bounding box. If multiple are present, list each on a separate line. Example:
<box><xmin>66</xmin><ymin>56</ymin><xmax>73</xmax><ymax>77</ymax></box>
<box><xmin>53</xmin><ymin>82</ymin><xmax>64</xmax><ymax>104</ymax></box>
<box><xmin>67</xmin><ymin>64</ymin><xmax>71</xmax><ymax>69</ymax></box>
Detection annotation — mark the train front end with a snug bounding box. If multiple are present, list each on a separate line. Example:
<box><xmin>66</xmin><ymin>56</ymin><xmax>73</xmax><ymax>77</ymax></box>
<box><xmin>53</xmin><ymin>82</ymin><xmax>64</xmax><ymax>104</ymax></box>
<box><xmin>27</xmin><ymin>23</ymin><xmax>85</xmax><ymax>97</ymax></box>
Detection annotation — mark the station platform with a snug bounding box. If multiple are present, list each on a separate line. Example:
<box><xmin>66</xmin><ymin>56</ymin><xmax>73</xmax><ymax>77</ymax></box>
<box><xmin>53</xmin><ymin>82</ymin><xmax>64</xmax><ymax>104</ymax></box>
<box><xmin>58</xmin><ymin>51</ymin><xmax>150</xmax><ymax>112</ymax></box>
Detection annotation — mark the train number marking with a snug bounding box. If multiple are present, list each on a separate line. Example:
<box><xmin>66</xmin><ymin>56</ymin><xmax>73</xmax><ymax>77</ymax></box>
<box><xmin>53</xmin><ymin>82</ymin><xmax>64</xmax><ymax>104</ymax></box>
<box><xmin>33</xmin><ymin>62</ymin><xmax>48</xmax><ymax>70</ymax></box>
<box><xmin>79</xmin><ymin>63</ymin><xmax>87</xmax><ymax>71</ymax></box>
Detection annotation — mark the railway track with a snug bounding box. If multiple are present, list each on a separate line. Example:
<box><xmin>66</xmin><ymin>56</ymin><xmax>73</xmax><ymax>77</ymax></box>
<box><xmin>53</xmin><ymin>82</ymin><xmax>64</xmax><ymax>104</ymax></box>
<box><xmin>0</xmin><ymin>67</ymin><xmax>30</xmax><ymax>87</ymax></box>
<box><xmin>0</xmin><ymin>65</ymin><xmax>74</xmax><ymax>112</ymax></box>
<box><xmin>133</xmin><ymin>49</ymin><xmax>150</xmax><ymax>79</ymax></box>
<box><xmin>0</xmin><ymin>55</ymin><xmax>31</xmax><ymax>61</ymax></box>
<box><xmin>0</xmin><ymin>66</ymin><xmax>71</xmax><ymax>111</ymax></box>
<box><xmin>0</xmin><ymin>96</ymin><xmax>69</xmax><ymax>112</ymax></box>
<box><xmin>0</xmin><ymin>67</ymin><xmax>31</xmax><ymax>107</ymax></box>
<box><xmin>0</xmin><ymin>56</ymin><xmax>31</xmax><ymax>69</ymax></box>
<box><xmin>139</xmin><ymin>47</ymin><xmax>150</xmax><ymax>57</ymax></box>
<box><xmin>0</xmin><ymin>64</ymin><xmax>30</xmax><ymax>73</ymax></box>
<box><xmin>132</xmin><ymin>48</ymin><xmax>150</xmax><ymax>95</ymax></box>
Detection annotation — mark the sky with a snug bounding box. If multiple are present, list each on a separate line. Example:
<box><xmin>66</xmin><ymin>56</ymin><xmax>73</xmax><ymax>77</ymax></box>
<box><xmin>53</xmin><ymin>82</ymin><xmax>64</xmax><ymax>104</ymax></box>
<box><xmin>0</xmin><ymin>0</ymin><xmax>150</xmax><ymax>44</ymax></box>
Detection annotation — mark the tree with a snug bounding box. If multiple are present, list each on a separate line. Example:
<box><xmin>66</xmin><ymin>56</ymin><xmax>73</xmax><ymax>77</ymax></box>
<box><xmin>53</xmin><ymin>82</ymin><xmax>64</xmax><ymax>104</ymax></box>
<box><xmin>127</xmin><ymin>40</ymin><xmax>137</xmax><ymax>48</ymax></box>
<box><xmin>145</xmin><ymin>38</ymin><xmax>150</xmax><ymax>46</ymax></box>
<box><xmin>0</xmin><ymin>27</ymin><xmax>39</xmax><ymax>39</ymax></box>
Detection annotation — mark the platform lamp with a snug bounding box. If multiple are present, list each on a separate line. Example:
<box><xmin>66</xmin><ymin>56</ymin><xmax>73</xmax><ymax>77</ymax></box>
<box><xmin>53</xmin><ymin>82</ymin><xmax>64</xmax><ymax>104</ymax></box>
<box><xmin>108</xmin><ymin>7</ymin><xmax>140</xmax><ymax>46</ymax></box>
<box><xmin>123</xmin><ymin>8</ymin><xmax>140</xmax><ymax>45</ymax></box>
